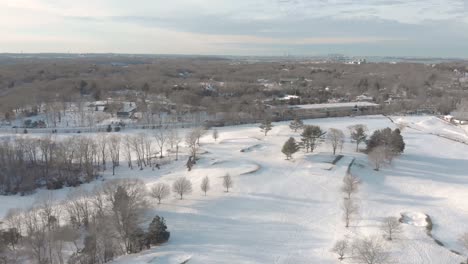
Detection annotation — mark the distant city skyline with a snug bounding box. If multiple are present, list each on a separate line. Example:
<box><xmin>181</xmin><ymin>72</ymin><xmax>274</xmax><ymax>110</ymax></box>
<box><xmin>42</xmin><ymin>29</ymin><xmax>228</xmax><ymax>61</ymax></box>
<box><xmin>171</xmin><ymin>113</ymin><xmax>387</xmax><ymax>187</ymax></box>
<box><xmin>2</xmin><ymin>0</ymin><xmax>468</xmax><ymax>58</ymax></box>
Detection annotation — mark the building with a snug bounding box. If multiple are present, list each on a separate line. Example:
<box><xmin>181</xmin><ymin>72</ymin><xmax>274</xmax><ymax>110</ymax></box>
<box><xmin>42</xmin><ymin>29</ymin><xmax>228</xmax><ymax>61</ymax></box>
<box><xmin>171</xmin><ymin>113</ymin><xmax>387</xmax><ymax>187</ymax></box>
<box><xmin>88</xmin><ymin>101</ymin><xmax>109</xmax><ymax>112</ymax></box>
<box><xmin>117</xmin><ymin>102</ymin><xmax>137</xmax><ymax>118</ymax></box>
<box><xmin>272</xmin><ymin>102</ymin><xmax>380</xmax><ymax>120</ymax></box>
<box><xmin>355</xmin><ymin>94</ymin><xmax>374</xmax><ymax>102</ymax></box>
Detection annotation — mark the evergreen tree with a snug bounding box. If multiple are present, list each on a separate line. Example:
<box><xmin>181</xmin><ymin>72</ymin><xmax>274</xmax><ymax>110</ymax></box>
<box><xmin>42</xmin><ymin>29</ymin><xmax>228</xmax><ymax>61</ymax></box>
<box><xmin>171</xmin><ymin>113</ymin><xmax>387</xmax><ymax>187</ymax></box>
<box><xmin>390</xmin><ymin>128</ymin><xmax>405</xmax><ymax>154</ymax></box>
<box><xmin>282</xmin><ymin>137</ymin><xmax>300</xmax><ymax>159</ymax></box>
<box><xmin>289</xmin><ymin>118</ymin><xmax>304</xmax><ymax>132</ymax></box>
<box><xmin>367</xmin><ymin>127</ymin><xmax>404</xmax><ymax>155</ymax></box>
<box><xmin>147</xmin><ymin>216</ymin><xmax>170</xmax><ymax>245</ymax></box>
<box><xmin>349</xmin><ymin>124</ymin><xmax>368</xmax><ymax>152</ymax></box>
<box><xmin>259</xmin><ymin>118</ymin><xmax>273</xmax><ymax>136</ymax></box>
<box><xmin>300</xmin><ymin>125</ymin><xmax>325</xmax><ymax>152</ymax></box>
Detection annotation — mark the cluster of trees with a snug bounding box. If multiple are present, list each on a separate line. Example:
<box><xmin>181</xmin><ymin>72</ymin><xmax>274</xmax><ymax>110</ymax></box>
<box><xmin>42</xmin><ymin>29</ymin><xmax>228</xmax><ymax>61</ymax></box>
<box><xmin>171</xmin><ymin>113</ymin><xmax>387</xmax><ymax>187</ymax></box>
<box><xmin>332</xmin><ymin>236</ymin><xmax>390</xmax><ymax>264</ymax></box>
<box><xmin>366</xmin><ymin>128</ymin><xmax>405</xmax><ymax>171</ymax></box>
<box><xmin>0</xmin><ymin>179</ymin><xmax>170</xmax><ymax>264</ymax></box>
<box><xmin>341</xmin><ymin>173</ymin><xmax>360</xmax><ymax>228</ymax></box>
<box><xmin>0</xmin><ymin>135</ymin><xmax>100</xmax><ymax>195</ymax></box>
<box><xmin>282</xmin><ymin>119</ymin><xmax>349</xmax><ymax>159</ymax></box>
<box><xmin>334</xmin><ymin>171</ymin><xmax>402</xmax><ymax>263</ymax></box>
<box><xmin>332</xmin><ymin>217</ymin><xmax>402</xmax><ymax>263</ymax></box>
<box><xmin>0</xmin><ymin>124</ymin><xmax>213</xmax><ymax>194</ymax></box>
<box><xmin>332</xmin><ymin>143</ymin><xmax>404</xmax><ymax>263</ymax></box>
<box><xmin>150</xmin><ymin>173</ymin><xmax>233</xmax><ymax>204</ymax></box>
<box><xmin>282</xmin><ymin>120</ymin><xmax>326</xmax><ymax>159</ymax></box>
<box><xmin>0</xmin><ymin>169</ymin><xmax>236</xmax><ymax>263</ymax></box>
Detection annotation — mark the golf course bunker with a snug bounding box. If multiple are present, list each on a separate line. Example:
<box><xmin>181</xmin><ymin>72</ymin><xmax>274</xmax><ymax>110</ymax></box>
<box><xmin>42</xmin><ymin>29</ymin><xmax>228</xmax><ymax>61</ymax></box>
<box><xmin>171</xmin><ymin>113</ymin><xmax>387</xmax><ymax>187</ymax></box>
<box><xmin>220</xmin><ymin>137</ymin><xmax>260</xmax><ymax>145</ymax></box>
<box><xmin>210</xmin><ymin>159</ymin><xmax>261</xmax><ymax>175</ymax></box>
<box><xmin>400</xmin><ymin>212</ymin><xmax>429</xmax><ymax>227</ymax></box>
<box><xmin>304</xmin><ymin>153</ymin><xmax>343</xmax><ymax>170</ymax></box>
<box><xmin>240</xmin><ymin>144</ymin><xmax>265</xmax><ymax>153</ymax></box>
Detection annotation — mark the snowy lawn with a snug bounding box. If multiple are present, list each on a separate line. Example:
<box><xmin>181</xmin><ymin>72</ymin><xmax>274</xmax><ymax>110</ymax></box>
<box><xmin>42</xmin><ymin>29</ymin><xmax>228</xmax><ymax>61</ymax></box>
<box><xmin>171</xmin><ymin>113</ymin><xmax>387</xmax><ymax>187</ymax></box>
<box><xmin>1</xmin><ymin>115</ymin><xmax>467</xmax><ymax>263</ymax></box>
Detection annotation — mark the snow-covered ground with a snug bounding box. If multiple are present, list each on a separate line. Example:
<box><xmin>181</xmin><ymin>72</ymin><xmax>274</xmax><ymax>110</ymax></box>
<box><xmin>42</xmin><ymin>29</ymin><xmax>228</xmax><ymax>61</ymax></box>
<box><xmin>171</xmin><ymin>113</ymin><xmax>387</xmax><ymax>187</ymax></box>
<box><xmin>1</xmin><ymin>115</ymin><xmax>468</xmax><ymax>263</ymax></box>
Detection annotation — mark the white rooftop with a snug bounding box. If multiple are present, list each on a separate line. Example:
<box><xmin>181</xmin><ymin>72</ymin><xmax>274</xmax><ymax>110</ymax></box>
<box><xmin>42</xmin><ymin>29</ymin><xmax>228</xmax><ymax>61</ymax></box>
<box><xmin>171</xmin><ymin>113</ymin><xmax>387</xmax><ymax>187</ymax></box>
<box><xmin>288</xmin><ymin>101</ymin><xmax>379</xmax><ymax>110</ymax></box>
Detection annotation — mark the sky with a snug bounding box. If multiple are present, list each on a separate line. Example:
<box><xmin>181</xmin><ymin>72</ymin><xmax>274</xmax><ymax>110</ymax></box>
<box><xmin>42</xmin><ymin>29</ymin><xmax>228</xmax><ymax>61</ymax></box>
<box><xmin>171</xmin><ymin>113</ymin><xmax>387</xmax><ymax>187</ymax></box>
<box><xmin>1</xmin><ymin>0</ymin><xmax>468</xmax><ymax>57</ymax></box>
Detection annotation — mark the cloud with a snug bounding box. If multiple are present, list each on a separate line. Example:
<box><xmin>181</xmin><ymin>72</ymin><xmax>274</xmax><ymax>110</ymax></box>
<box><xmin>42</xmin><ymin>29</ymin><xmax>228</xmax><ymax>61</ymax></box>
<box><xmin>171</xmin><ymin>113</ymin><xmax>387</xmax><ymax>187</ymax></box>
<box><xmin>0</xmin><ymin>0</ymin><xmax>467</xmax><ymax>56</ymax></box>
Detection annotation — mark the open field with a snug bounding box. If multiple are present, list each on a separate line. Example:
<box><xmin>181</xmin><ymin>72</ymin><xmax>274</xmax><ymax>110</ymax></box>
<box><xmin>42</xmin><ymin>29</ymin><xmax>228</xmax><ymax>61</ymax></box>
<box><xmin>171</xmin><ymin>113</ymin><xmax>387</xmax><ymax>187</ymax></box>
<box><xmin>1</xmin><ymin>115</ymin><xmax>467</xmax><ymax>263</ymax></box>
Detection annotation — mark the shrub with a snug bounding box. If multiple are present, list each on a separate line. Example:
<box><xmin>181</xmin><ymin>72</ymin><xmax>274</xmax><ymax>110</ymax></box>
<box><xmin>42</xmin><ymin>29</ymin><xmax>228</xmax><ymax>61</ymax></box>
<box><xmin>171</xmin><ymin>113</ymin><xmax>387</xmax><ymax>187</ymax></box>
<box><xmin>146</xmin><ymin>216</ymin><xmax>170</xmax><ymax>245</ymax></box>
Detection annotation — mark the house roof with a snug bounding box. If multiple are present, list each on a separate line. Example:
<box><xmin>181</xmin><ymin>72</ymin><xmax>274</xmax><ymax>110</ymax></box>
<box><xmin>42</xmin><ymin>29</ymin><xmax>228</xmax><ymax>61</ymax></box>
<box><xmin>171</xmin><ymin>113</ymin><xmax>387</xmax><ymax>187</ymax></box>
<box><xmin>119</xmin><ymin>102</ymin><xmax>137</xmax><ymax>113</ymax></box>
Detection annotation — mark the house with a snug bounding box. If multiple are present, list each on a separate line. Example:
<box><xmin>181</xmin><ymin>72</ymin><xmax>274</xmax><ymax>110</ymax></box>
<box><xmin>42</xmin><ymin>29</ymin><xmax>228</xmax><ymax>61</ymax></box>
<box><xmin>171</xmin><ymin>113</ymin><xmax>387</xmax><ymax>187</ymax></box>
<box><xmin>355</xmin><ymin>94</ymin><xmax>374</xmax><ymax>102</ymax></box>
<box><xmin>277</xmin><ymin>95</ymin><xmax>301</xmax><ymax>104</ymax></box>
<box><xmin>88</xmin><ymin>101</ymin><xmax>109</xmax><ymax>112</ymax></box>
<box><xmin>117</xmin><ymin>102</ymin><xmax>137</xmax><ymax>118</ymax></box>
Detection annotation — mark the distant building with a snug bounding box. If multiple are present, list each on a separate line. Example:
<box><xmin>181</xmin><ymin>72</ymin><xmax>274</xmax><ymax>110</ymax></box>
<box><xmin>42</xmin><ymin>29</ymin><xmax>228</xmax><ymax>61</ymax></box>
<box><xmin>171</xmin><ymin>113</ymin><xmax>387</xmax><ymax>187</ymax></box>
<box><xmin>278</xmin><ymin>94</ymin><xmax>301</xmax><ymax>104</ymax></box>
<box><xmin>355</xmin><ymin>94</ymin><xmax>374</xmax><ymax>102</ymax></box>
<box><xmin>117</xmin><ymin>102</ymin><xmax>137</xmax><ymax>118</ymax></box>
<box><xmin>272</xmin><ymin>102</ymin><xmax>380</xmax><ymax>119</ymax></box>
<box><xmin>88</xmin><ymin>101</ymin><xmax>108</xmax><ymax>112</ymax></box>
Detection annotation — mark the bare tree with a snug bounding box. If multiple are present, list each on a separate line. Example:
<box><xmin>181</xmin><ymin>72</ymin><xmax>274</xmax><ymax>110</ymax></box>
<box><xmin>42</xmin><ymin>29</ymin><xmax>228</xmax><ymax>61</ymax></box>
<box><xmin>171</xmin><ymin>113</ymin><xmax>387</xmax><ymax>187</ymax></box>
<box><xmin>212</xmin><ymin>129</ymin><xmax>219</xmax><ymax>142</ymax></box>
<box><xmin>352</xmin><ymin>237</ymin><xmax>390</xmax><ymax>264</ymax></box>
<box><xmin>222</xmin><ymin>173</ymin><xmax>233</xmax><ymax>192</ymax></box>
<box><xmin>4</xmin><ymin>208</ymin><xmax>24</xmax><ymax>235</ymax></box>
<box><xmin>327</xmin><ymin>128</ymin><xmax>345</xmax><ymax>155</ymax></box>
<box><xmin>168</xmin><ymin>127</ymin><xmax>182</xmax><ymax>160</ymax></box>
<box><xmin>99</xmin><ymin>179</ymin><xmax>148</xmax><ymax>253</ymax></box>
<box><xmin>108</xmin><ymin>135</ymin><xmax>121</xmax><ymax>175</ymax></box>
<box><xmin>154</xmin><ymin>127</ymin><xmax>167</xmax><ymax>159</ymax></box>
<box><xmin>24</xmin><ymin>207</ymin><xmax>48</xmax><ymax>264</ymax></box>
<box><xmin>150</xmin><ymin>183</ymin><xmax>171</xmax><ymax>204</ymax></box>
<box><xmin>123</xmin><ymin>135</ymin><xmax>134</xmax><ymax>169</ymax></box>
<box><xmin>130</xmin><ymin>133</ymin><xmax>147</xmax><ymax>170</ymax></box>
<box><xmin>381</xmin><ymin>217</ymin><xmax>402</xmax><ymax>241</ymax></box>
<box><xmin>341</xmin><ymin>173</ymin><xmax>360</xmax><ymax>199</ymax></box>
<box><xmin>332</xmin><ymin>239</ymin><xmax>349</xmax><ymax>261</ymax></box>
<box><xmin>185</xmin><ymin>129</ymin><xmax>199</xmax><ymax>161</ymax></box>
<box><xmin>368</xmin><ymin>146</ymin><xmax>387</xmax><ymax>171</ymax></box>
<box><xmin>193</xmin><ymin>126</ymin><xmax>207</xmax><ymax>145</ymax></box>
<box><xmin>66</xmin><ymin>187</ymin><xmax>92</xmax><ymax>229</ymax></box>
<box><xmin>342</xmin><ymin>198</ymin><xmax>359</xmax><ymax>228</ymax></box>
<box><xmin>172</xmin><ymin>177</ymin><xmax>192</xmax><ymax>200</ymax></box>
<box><xmin>200</xmin><ymin>176</ymin><xmax>210</xmax><ymax>196</ymax></box>
<box><xmin>97</xmin><ymin>134</ymin><xmax>109</xmax><ymax>170</ymax></box>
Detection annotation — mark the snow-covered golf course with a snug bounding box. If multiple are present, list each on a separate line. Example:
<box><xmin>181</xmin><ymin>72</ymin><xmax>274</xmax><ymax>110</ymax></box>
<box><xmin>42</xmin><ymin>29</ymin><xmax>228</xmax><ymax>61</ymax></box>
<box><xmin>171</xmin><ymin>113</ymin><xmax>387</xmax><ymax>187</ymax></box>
<box><xmin>1</xmin><ymin>115</ymin><xmax>468</xmax><ymax>263</ymax></box>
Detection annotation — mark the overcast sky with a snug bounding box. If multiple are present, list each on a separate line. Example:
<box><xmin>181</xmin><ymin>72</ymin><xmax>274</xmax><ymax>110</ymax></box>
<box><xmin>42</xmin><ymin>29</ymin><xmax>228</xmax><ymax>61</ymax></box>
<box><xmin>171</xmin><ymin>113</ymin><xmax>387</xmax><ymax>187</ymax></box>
<box><xmin>1</xmin><ymin>0</ymin><xmax>467</xmax><ymax>57</ymax></box>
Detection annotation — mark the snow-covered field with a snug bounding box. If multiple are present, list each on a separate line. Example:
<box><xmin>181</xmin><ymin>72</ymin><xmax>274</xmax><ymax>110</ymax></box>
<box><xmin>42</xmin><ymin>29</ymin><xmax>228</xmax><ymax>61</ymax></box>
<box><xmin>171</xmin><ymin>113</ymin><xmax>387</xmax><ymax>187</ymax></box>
<box><xmin>1</xmin><ymin>115</ymin><xmax>468</xmax><ymax>263</ymax></box>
